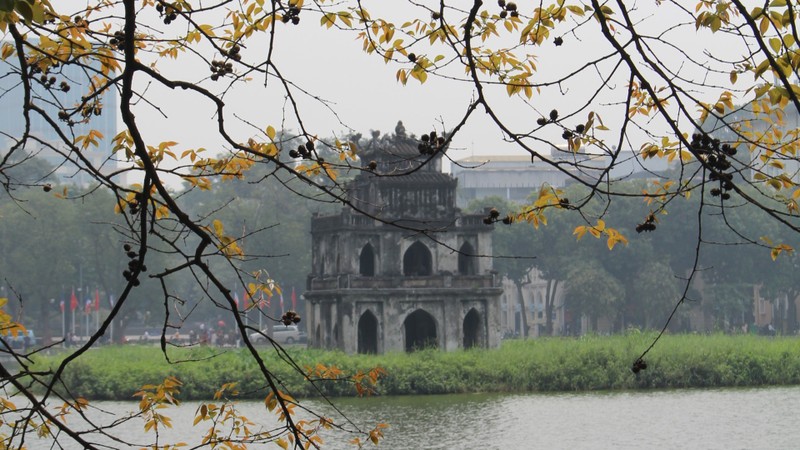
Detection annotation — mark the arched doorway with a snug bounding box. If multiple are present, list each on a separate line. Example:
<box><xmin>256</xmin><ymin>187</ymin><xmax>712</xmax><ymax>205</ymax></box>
<box><xmin>403</xmin><ymin>241</ymin><xmax>432</xmax><ymax>276</ymax></box>
<box><xmin>404</xmin><ymin>309</ymin><xmax>437</xmax><ymax>351</ymax></box>
<box><xmin>458</xmin><ymin>241</ymin><xmax>476</xmax><ymax>275</ymax></box>
<box><xmin>358</xmin><ymin>310</ymin><xmax>379</xmax><ymax>354</ymax></box>
<box><xmin>360</xmin><ymin>243</ymin><xmax>375</xmax><ymax>276</ymax></box>
<box><xmin>463</xmin><ymin>308</ymin><xmax>482</xmax><ymax>349</ymax></box>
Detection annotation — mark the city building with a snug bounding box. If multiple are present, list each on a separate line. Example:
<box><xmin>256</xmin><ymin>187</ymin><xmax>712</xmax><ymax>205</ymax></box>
<box><xmin>0</xmin><ymin>53</ymin><xmax>118</xmax><ymax>186</ymax></box>
<box><xmin>450</xmin><ymin>146</ymin><xmax>668</xmax><ymax>208</ymax></box>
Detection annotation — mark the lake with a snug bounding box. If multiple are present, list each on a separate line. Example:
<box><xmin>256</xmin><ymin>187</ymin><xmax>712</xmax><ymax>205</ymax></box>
<box><xmin>15</xmin><ymin>386</ymin><xmax>800</xmax><ymax>449</ymax></box>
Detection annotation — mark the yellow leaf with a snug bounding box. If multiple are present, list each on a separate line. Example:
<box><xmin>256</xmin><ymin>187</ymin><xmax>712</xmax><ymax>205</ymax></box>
<box><xmin>595</xmin><ymin>219</ymin><xmax>606</xmax><ymax>232</ymax></box>
<box><xmin>1</xmin><ymin>42</ymin><xmax>14</xmax><ymax>60</ymax></box>
<box><xmin>573</xmin><ymin>225</ymin><xmax>588</xmax><ymax>240</ymax></box>
<box><xmin>266</xmin><ymin>125</ymin><xmax>276</xmax><ymax>141</ymax></box>
<box><xmin>212</xmin><ymin>219</ymin><xmax>224</xmax><ymax>236</ymax></box>
<box><xmin>320</xmin><ymin>13</ymin><xmax>335</xmax><ymax>28</ymax></box>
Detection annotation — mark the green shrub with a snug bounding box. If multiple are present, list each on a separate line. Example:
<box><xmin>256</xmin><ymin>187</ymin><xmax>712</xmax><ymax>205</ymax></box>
<box><xmin>28</xmin><ymin>334</ymin><xmax>800</xmax><ymax>400</ymax></box>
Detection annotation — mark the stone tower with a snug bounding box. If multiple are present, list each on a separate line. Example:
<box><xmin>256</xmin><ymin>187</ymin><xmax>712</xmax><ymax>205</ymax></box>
<box><xmin>305</xmin><ymin>124</ymin><xmax>503</xmax><ymax>353</ymax></box>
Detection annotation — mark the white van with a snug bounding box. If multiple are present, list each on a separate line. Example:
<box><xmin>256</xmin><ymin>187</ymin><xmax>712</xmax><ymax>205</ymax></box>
<box><xmin>249</xmin><ymin>324</ymin><xmax>303</xmax><ymax>344</ymax></box>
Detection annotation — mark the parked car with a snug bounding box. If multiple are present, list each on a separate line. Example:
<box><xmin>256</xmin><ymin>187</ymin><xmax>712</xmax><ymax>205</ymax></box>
<box><xmin>1</xmin><ymin>329</ymin><xmax>38</xmax><ymax>350</ymax></box>
<box><xmin>249</xmin><ymin>324</ymin><xmax>306</xmax><ymax>344</ymax></box>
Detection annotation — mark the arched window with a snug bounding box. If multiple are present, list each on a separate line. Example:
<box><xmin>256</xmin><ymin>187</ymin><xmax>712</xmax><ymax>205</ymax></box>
<box><xmin>458</xmin><ymin>241</ymin><xmax>476</xmax><ymax>275</ymax></box>
<box><xmin>358</xmin><ymin>310</ymin><xmax>379</xmax><ymax>354</ymax></box>
<box><xmin>403</xmin><ymin>241</ymin><xmax>432</xmax><ymax>276</ymax></box>
<box><xmin>359</xmin><ymin>243</ymin><xmax>376</xmax><ymax>276</ymax></box>
<box><xmin>463</xmin><ymin>308</ymin><xmax>482</xmax><ymax>349</ymax></box>
<box><xmin>403</xmin><ymin>309</ymin><xmax>437</xmax><ymax>351</ymax></box>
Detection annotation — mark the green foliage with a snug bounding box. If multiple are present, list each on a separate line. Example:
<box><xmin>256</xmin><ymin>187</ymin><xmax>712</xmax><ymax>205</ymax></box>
<box><xmin>31</xmin><ymin>335</ymin><xmax>800</xmax><ymax>399</ymax></box>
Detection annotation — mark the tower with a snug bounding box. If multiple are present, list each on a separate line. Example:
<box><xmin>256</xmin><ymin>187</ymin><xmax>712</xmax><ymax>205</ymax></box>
<box><xmin>305</xmin><ymin>124</ymin><xmax>503</xmax><ymax>353</ymax></box>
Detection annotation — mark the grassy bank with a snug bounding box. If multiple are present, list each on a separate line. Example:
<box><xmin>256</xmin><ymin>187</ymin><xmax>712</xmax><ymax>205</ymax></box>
<box><xmin>28</xmin><ymin>334</ymin><xmax>800</xmax><ymax>400</ymax></box>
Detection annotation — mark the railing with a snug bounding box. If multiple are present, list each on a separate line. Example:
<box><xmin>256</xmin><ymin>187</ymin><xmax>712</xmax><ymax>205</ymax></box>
<box><xmin>311</xmin><ymin>213</ymin><xmax>375</xmax><ymax>231</ymax></box>
<box><xmin>312</xmin><ymin>213</ymin><xmax>490</xmax><ymax>232</ymax></box>
<box><xmin>308</xmin><ymin>273</ymin><xmax>499</xmax><ymax>291</ymax></box>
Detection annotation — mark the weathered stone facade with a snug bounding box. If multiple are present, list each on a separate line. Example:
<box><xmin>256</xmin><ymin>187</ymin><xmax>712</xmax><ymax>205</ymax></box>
<box><xmin>305</xmin><ymin>125</ymin><xmax>503</xmax><ymax>353</ymax></box>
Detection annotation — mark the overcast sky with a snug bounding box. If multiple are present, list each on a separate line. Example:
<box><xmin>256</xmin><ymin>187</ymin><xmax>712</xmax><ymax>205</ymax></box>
<box><xmin>117</xmin><ymin>1</ymin><xmax>746</xmax><ymax>188</ymax></box>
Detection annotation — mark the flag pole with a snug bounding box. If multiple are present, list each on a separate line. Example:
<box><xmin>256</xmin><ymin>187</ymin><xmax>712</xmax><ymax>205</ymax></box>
<box><xmin>109</xmin><ymin>294</ymin><xmax>115</xmax><ymax>344</ymax></box>
<box><xmin>94</xmin><ymin>288</ymin><xmax>100</xmax><ymax>332</ymax></box>
<box><xmin>61</xmin><ymin>300</ymin><xmax>65</xmax><ymax>346</ymax></box>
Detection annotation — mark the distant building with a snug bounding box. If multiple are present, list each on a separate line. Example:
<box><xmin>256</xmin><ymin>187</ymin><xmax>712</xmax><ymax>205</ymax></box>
<box><xmin>500</xmin><ymin>268</ymin><xmax>567</xmax><ymax>338</ymax></box>
<box><xmin>0</xmin><ymin>53</ymin><xmax>118</xmax><ymax>186</ymax></box>
<box><xmin>702</xmin><ymin>102</ymin><xmax>800</xmax><ymax>183</ymax></box>
<box><xmin>305</xmin><ymin>124</ymin><xmax>504</xmax><ymax>353</ymax></box>
<box><xmin>451</xmin><ymin>146</ymin><xmax>668</xmax><ymax>208</ymax></box>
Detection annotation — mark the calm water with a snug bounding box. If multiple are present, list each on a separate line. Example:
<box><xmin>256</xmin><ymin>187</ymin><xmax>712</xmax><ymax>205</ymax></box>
<box><xmin>16</xmin><ymin>386</ymin><xmax>800</xmax><ymax>449</ymax></box>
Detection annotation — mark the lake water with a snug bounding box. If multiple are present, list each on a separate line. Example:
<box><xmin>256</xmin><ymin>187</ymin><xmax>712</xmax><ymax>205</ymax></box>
<box><xmin>15</xmin><ymin>386</ymin><xmax>800</xmax><ymax>449</ymax></box>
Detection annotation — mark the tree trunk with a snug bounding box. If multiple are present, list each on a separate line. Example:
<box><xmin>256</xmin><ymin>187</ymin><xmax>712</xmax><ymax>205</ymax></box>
<box><xmin>545</xmin><ymin>279</ymin><xmax>559</xmax><ymax>336</ymax></box>
<box><xmin>516</xmin><ymin>280</ymin><xmax>529</xmax><ymax>338</ymax></box>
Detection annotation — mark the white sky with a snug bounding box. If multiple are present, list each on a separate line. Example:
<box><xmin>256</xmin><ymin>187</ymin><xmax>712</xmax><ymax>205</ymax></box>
<box><xmin>116</xmin><ymin>1</ymin><xmax>750</xmax><ymax>188</ymax></box>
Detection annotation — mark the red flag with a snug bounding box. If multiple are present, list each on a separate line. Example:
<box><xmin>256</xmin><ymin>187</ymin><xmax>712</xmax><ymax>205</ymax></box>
<box><xmin>94</xmin><ymin>289</ymin><xmax>100</xmax><ymax>312</ymax></box>
<box><xmin>291</xmin><ymin>287</ymin><xmax>297</xmax><ymax>310</ymax></box>
<box><xmin>84</xmin><ymin>299</ymin><xmax>92</xmax><ymax>314</ymax></box>
<box><xmin>70</xmin><ymin>288</ymin><xmax>78</xmax><ymax>312</ymax></box>
<box><xmin>59</xmin><ymin>299</ymin><xmax>65</xmax><ymax>314</ymax></box>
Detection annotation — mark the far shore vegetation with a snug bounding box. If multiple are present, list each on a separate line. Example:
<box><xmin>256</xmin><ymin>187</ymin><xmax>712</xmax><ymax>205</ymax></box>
<box><xmin>29</xmin><ymin>333</ymin><xmax>800</xmax><ymax>401</ymax></box>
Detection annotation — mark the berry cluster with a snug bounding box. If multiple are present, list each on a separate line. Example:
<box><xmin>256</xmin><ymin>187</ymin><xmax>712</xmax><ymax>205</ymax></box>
<box><xmin>691</xmin><ymin>133</ymin><xmax>736</xmax><ymax>201</ymax></box>
<box><xmin>221</xmin><ymin>44</ymin><xmax>242</xmax><ymax>62</ymax></box>
<box><xmin>635</xmin><ymin>214</ymin><xmax>657</xmax><ymax>233</ymax></box>
<box><xmin>554</xmin><ymin>36</ymin><xmax>564</xmax><ymax>46</ymax></box>
<box><xmin>128</xmin><ymin>191</ymin><xmax>144</xmax><ymax>215</ymax></box>
<box><xmin>109</xmin><ymin>30</ymin><xmax>126</xmax><ymax>51</ymax></box>
<box><xmin>562</xmin><ymin>124</ymin><xmax>585</xmax><ymax>140</ymax></box>
<box><xmin>38</xmin><ymin>74</ymin><xmax>57</xmax><ymax>89</ymax></box>
<box><xmin>418</xmin><ymin>130</ymin><xmax>445</xmax><ymax>155</ymax></box>
<box><xmin>81</xmin><ymin>104</ymin><xmax>102</xmax><ymax>118</ymax></box>
<box><xmin>289</xmin><ymin>140</ymin><xmax>315</xmax><ymax>159</ymax></box>
<box><xmin>30</xmin><ymin>62</ymin><xmax>71</xmax><ymax>92</ymax></box>
<box><xmin>482</xmin><ymin>208</ymin><xmax>513</xmax><ymax>225</ymax></box>
<box><xmin>209</xmin><ymin>60</ymin><xmax>233</xmax><ymax>81</ymax></box>
<box><xmin>498</xmin><ymin>0</ymin><xmax>518</xmax><ymax>18</ymax></box>
<box><xmin>536</xmin><ymin>109</ymin><xmax>559</xmax><ymax>126</ymax></box>
<box><xmin>73</xmin><ymin>15</ymin><xmax>89</xmax><ymax>28</ymax></box>
<box><xmin>631</xmin><ymin>358</ymin><xmax>648</xmax><ymax>374</ymax></box>
<box><xmin>281</xmin><ymin>4</ymin><xmax>301</xmax><ymax>25</ymax></box>
<box><xmin>281</xmin><ymin>310</ymin><xmax>302</xmax><ymax>326</ymax></box>
<box><xmin>122</xmin><ymin>244</ymin><xmax>147</xmax><ymax>287</ymax></box>
<box><xmin>155</xmin><ymin>2</ymin><xmax>179</xmax><ymax>24</ymax></box>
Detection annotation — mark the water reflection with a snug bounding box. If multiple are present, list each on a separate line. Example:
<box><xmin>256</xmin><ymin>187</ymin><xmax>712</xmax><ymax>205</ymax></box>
<box><xmin>18</xmin><ymin>386</ymin><xmax>800</xmax><ymax>449</ymax></box>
